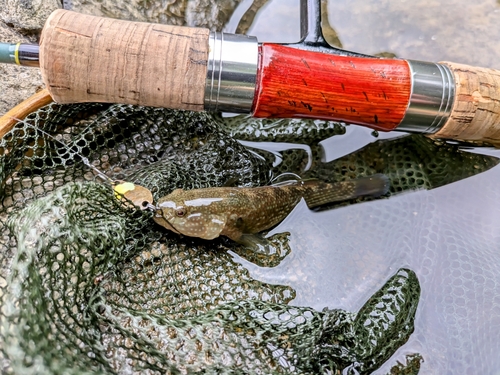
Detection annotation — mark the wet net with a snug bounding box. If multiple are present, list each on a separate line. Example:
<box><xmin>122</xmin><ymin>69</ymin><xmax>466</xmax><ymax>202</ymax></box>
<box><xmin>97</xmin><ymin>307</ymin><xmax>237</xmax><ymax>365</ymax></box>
<box><xmin>0</xmin><ymin>103</ymin><xmax>496</xmax><ymax>374</ymax></box>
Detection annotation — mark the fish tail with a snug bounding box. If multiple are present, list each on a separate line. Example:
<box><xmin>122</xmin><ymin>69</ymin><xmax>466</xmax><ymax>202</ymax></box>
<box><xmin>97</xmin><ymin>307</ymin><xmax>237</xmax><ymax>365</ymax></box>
<box><xmin>303</xmin><ymin>174</ymin><xmax>390</xmax><ymax>208</ymax></box>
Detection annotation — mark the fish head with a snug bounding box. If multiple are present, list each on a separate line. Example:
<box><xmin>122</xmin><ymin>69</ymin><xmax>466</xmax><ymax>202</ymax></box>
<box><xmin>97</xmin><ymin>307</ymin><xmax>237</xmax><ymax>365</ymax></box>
<box><xmin>153</xmin><ymin>196</ymin><xmax>226</xmax><ymax>240</ymax></box>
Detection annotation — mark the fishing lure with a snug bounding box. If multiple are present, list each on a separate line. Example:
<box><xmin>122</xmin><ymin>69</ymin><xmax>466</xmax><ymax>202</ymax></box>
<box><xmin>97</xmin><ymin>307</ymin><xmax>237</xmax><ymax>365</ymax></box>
<box><xmin>113</xmin><ymin>181</ymin><xmax>154</xmax><ymax>210</ymax></box>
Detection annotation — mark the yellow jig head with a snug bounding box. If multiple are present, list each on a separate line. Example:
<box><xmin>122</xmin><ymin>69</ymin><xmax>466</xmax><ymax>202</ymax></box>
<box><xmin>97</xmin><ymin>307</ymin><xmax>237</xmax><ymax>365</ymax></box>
<box><xmin>114</xmin><ymin>181</ymin><xmax>155</xmax><ymax>211</ymax></box>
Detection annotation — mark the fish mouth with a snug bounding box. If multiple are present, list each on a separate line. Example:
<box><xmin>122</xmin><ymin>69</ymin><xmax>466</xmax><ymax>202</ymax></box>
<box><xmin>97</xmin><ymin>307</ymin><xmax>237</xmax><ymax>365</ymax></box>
<box><xmin>155</xmin><ymin>217</ymin><xmax>181</xmax><ymax>234</ymax></box>
<box><xmin>153</xmin><ymin>211</ymin><xmax>181</xmax><ymax>234</ymax></box>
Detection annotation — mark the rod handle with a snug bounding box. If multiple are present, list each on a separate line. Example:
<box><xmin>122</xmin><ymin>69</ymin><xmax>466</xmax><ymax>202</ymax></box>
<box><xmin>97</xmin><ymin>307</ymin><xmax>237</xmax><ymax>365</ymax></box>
<box><xmin>431</xmin><ymin>62</ymin><xmax>500</xmax><ymax>144</ymax></box>
<box><xmin>39</xmin><ymin>9</ymin><xmax>209</xmax><ymax>111</ymax></box>
<box><xmin>252</xmin><ymin>43</ymin><xmax>412</xmax><ymax>132</ymax></box>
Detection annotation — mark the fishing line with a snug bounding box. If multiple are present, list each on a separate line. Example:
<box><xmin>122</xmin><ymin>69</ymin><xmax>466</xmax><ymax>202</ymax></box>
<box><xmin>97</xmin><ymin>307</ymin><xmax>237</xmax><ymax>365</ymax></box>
<box><xmin>9</xmin><ymin>116</ymin><xmax>157</xmax><ymax>212</ymax></box>
<box><xmin>270</xmin><ymin>172</ymin><xmax>303</xmax><ymax>186</ymax></box>
<box><xmin>10</xmin><ymin>116</ymin><xmax>114</xmax><ymax>184</ymax></box>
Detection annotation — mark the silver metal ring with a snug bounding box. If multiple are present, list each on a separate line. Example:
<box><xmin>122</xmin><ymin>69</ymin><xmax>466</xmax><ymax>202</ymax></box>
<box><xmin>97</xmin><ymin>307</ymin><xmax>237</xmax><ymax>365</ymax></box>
<box><xmin>205</xmin><ymin>32</ymin><xmax>259</xmax><ymax>113</ymax></box>
<box><xmin>397</xmin><ymin>60</ymin><xmax>455</xmax><ymax>134</ymax></box>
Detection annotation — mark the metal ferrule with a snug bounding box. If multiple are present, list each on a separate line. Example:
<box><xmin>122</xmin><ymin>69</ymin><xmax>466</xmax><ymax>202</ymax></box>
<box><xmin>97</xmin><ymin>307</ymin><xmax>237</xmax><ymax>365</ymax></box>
<box><xmin>205</xmin><ymin>32</ymin><xmax>259</xmax><ymax>113</ymax></box>
<box><xmin>397</xmin><ymin>60</ymin><xmax>455</xmax><ymax>134</ymax></box>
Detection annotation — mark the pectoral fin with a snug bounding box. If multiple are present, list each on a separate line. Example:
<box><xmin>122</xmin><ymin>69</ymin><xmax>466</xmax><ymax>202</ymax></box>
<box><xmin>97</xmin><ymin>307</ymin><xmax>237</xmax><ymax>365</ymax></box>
<box><xmin>200</xmin><ymin>214</ymin><xmax>227</xmax><ymax>240</ymax></box>
<box><xmin>232</xmin><ymin>232</ymin><xmax>292</xmax><ymax>267</ymax></box>
<box><xmin>236</xmin><ymin>233</ymin><xmax>277</xmax><ymax>255</ymax></box>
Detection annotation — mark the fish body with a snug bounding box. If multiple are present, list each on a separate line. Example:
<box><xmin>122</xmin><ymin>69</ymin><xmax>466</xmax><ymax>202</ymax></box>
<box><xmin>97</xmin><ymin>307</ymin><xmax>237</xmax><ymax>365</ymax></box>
<box><xmin>154</xmin><ymin>174</ymin><xmax>389</xmax><ymax>243</ymax></box>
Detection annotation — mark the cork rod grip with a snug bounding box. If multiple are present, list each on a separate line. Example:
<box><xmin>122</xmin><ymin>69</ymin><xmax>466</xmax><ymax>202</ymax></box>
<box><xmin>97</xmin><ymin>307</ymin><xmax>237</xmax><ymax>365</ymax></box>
<box><xmin>433</xmin><ymin>62</ymin><xmax>500</xmax><ymax>144</ymax></box>
<box><xmin>39</xmin><ymin>9</ymin><xmax>209</xmax><ymax>110</ymax></box>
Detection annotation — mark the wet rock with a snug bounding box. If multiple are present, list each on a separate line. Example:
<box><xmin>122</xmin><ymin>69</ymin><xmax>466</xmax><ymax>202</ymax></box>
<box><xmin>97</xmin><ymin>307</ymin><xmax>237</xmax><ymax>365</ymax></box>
<box><xmin>0</xmin><ymin>0</ymin><xmax>61</xmax><ymax>31</ymax></box>
<box><xmin>186</xmin><ymin>0</ymin><xmax>242</xmax><ymax>30</ymax></box>
<box><xmin>69</xmin><ymin>0</ymin><xmax>188</xmax><ymax>23</ymax></box>
<box><xmin>70</xmin><ymin>0</ymin><xmax>243</xmax><ymax>30</ymax></box>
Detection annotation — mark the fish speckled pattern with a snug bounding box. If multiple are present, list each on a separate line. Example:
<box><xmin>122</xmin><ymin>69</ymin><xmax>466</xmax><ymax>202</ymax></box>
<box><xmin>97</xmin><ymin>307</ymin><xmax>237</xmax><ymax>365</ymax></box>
<box><xmin>154</xmin><ymin>175</ymin><xmax>389</xmax><ymax>241</ymax></box>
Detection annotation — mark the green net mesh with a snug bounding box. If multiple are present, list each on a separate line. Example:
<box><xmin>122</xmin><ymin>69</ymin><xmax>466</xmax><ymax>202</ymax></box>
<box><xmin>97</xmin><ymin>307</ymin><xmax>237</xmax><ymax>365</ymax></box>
<box><xmin>0</xmin><ymin>103</ymin><xmax>497</xmax><ymax>374</ymax></box>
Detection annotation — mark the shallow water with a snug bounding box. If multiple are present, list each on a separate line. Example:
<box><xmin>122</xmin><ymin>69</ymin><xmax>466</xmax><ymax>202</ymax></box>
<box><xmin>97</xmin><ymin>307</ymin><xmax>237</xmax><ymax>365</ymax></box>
<box><xmin>226</xmin><ymin>0</ymin><xmax>500</xmax><ymax>373</ymax></box>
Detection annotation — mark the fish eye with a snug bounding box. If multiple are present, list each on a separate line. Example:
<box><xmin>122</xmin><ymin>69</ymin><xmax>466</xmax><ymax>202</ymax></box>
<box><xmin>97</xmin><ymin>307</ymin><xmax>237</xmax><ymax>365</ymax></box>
<box><xmin>175</xmin><ymin>207</ymin><xmax>186</xmax><ymax>217</ymax></box>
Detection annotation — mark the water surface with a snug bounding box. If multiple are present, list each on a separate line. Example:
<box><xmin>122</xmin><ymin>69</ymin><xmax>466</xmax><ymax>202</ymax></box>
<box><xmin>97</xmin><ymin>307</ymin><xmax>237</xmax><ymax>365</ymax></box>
<box><xmin>227</xmin><ymin>1</ymin><xmax>500</xmax><ymax>373</ymax></box>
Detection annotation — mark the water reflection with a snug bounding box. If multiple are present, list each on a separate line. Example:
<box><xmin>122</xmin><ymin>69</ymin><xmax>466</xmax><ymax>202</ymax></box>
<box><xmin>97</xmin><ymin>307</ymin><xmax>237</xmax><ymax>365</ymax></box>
<box><xmin>232</xmin><ymin>130</ymin><xmax>500</xmax><ymax>374</ymax></box>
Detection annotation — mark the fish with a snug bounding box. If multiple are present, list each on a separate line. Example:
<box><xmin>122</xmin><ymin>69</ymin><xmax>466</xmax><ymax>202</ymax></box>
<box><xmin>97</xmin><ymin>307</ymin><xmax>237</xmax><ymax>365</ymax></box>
<box><xmin>153</xmin><ymin>174</ymin><xmax>389</xmax><ymax>244</ymax></box>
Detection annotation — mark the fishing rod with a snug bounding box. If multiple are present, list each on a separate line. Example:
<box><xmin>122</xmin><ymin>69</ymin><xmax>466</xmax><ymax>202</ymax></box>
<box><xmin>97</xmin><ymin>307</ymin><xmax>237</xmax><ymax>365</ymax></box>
<box><xmin>1</xmin><ymin>0</ymin><xmax>499</xmax><ymax>145</ymax></box>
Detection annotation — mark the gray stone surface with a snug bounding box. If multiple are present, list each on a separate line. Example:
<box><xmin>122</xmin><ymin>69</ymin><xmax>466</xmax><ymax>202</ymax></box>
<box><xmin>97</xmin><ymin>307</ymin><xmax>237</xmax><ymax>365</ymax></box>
<box><xmin>70</xmin><ymin>0</ymin><xmax>242</xmax><ymax>30</ymax></box>
<box><xmin>0</xmin><ymin>0</ymin><xmax>61</xmax><ymax>31</ymax></box>
<box><xmin>185</xmin><ymin>0</ymin><xmax>242</xmax><ymax>30</ymax></box>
